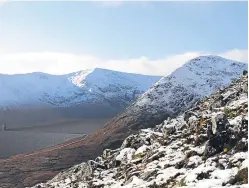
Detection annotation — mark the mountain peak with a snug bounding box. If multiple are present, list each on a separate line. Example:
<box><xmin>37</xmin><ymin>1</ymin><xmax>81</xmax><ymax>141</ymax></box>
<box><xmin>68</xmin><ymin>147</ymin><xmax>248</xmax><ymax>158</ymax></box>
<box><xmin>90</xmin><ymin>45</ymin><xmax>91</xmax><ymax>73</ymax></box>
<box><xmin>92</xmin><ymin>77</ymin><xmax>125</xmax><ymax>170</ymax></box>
<box><xmin>136</xmin><ymin>57</ymin><xmax>247</xmax><ymax>112</ymax></box>
<box><xmin>187</xmin><ymin>55</ymin><xmax>242</xmax><ymax>66</ymax></box>
<box><xmin>194</xmin><ymin>55</ymin><xmax>225</xmax><ymax>60</ymax></box>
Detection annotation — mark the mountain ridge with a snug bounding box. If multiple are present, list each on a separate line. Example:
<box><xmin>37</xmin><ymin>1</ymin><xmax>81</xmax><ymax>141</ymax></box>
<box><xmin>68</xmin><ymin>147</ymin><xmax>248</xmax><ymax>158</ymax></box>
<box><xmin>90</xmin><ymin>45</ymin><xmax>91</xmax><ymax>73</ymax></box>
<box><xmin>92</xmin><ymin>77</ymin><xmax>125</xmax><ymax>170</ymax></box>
<box><xmin>0</xmin><ymin>68</ymin><xmax>161</xmax><ymax>108</ymax></box>
<box><xmin>0</xmin><ymin>68</ymin><xmax>161</xmax><ymax>128</ymax></box>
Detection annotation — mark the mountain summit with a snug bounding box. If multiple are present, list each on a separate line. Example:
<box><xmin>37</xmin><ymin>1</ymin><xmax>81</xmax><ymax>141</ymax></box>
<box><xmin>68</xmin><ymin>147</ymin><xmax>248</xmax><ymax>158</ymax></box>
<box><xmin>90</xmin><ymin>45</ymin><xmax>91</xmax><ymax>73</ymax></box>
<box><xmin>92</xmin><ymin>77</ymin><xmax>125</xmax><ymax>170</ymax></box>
<box><xmin>135</xmin><ymin>55</ymin><xmax>247</xmax><ymax>115</ymax></box>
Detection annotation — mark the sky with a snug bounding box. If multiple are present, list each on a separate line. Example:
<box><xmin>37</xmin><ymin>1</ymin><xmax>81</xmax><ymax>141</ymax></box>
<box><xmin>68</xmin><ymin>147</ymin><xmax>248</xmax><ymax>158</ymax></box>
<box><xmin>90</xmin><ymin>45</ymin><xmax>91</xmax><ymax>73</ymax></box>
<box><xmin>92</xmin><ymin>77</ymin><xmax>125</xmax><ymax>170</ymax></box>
<box><xmin>0</xmin><ymin>1</ymin><xmax>248</xmax><ymax>76</ymax></box>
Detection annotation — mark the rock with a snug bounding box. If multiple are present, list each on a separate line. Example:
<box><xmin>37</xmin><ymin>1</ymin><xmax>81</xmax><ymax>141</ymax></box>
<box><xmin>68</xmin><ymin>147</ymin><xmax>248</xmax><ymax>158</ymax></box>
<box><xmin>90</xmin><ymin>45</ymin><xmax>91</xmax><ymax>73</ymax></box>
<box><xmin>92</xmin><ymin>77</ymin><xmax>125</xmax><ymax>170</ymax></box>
<box><xmin>183</xmin><ymin>111</ymin><xmax>198</xmax><ymax>124</ymax></box>
<box><xmin>207</xmin><ymin>124</ymin><xmax>214</xmax><ymax>139</ymax></box>
<box><xmin>233</xmin><ymin>139</ymin><xmax>248</xmax><ymax>153</ymax></box>
<box><xmin>51</xmin><ymin>162</ymin><xmax>93</xmax><ymax>183</ymax></box>
<box><xmin>241</xmin><ymin>116</ymin><xmax>248</xmax><ymax>129</ymax></box>
<box><xmin>203</xmin><ymin>141</ymin><xmax>219</xmax><ymax>159</ymax></box>
<box><xmin>175</xmin><ymin>160</ymin><xmax>186</xmax><ymax>169</ymax></box>
<box><xmin>188</xmin><ymin>115</ymin><xmax>199</xmax><ymax>132</ymax></box>
<box><xmin>135</xmin><ymin>145</ymin><xmax>150</xmax><ymax>157</ymax></box>
<box><xmin>143</xmin><ymin>150</ymin><xmax>165</xmax><ymax>163</ymax></box>
<box><xmin>243</xmin><ymin>84</ymin><xmax>248</xmax><ymax>93</ymax></box>
<box><xmin>121</xmin><ymin>135</ymin><xmax>146</xmax><ymax>150</ymax></box>
<box><xmin>211</xmin><ymin>112</ymin><xmax>230</xmax><ymax>135</ymax></box>
<box><xmin>185</xmin><ymin>150</ymin><xmax>198</xmax><ymax>159</ymax></box>
<box><xmin>88</xmin><ymin>160</ymin><xmax>106</xmax><ymax>170</ymax></box>
<box><xmin>115</xmin><ymin>148</ymin><xmax>136</xmax><ymax>164</ymax></box>
<box><xmin>102</xmin><ymin>149</ymin><xmax>119</xmax><ymax>159</ymax></box>
<box><xmin>162</xmin><ymin>124</ymin><xmax>176</xmax><ymax>139</ymax></box>
<box><xmin>95</xmin><ymin>156</ymin><xmax>103</xmax><ymax>164</ymax></box>
<box><xmin>139</xmin><ymin>169</ymin><xmax>158</xmax><ymax>181</ymax></box>
<box><xmin>194</xmin><ymin>134</ymin><xmax>208</xmax><ymax>146</ymax></box>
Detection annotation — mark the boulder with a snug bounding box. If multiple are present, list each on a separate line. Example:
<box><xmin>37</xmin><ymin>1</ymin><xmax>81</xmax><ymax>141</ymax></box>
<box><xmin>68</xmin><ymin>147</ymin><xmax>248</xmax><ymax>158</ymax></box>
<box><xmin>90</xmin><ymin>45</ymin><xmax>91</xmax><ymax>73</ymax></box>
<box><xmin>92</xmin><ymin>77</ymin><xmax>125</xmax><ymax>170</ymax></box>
<box><xmin>203</xmin><ymin>112</ymin><xmax>234</xmax><ymax>158</ymax></box>
<box><xmin>162</xmin><ymin>124</ymin><xmax>176</xmax><ymax>139</ymax></box>
<box><xmin>121</xmin><ymin>135</ymin><xmax>146</xmax><ymax>150</ymax></box>
<box><xmin>211</xmin><ymin>112</ymin><xmax>230</xmax><ymax>134</ymax></box>
<box><xmin>88</xmin><ymin>160</ymin><xmax>106</xmax><ymax>170</ymax></box>
<box><xmin>102</xmin><ymin>149</ymin><xmax>119</xmax><ymax>159</ymax></box>
<box><xmin>183</xmin><ymin>111</ymin><xmax>198</xmax><ymax>123</ymax></box>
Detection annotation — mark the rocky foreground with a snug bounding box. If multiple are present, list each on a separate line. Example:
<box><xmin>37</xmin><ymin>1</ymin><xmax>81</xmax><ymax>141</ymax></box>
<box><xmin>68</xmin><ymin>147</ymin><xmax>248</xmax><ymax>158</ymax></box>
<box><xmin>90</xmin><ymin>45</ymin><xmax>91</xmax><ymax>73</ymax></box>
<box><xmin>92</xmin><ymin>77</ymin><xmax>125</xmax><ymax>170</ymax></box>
<box><xmin>32</xmin><ymin>74</ymin><xmax>248</xmax><ymax>188</ymax></box>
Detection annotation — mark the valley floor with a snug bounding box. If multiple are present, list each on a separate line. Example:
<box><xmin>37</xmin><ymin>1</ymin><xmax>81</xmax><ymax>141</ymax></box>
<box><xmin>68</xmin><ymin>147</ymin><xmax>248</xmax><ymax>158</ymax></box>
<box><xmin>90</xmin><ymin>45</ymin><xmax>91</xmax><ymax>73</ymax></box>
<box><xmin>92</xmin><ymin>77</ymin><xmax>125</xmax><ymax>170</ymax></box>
<box><xmin>0</xmin><ymin>118</ymin><xmax>110</xmax><ymax>159</ymax></box>
<box><xmin>0</xmin><ymin>131</ymin><xmax>83</xmax><ymax>158</ymax></box>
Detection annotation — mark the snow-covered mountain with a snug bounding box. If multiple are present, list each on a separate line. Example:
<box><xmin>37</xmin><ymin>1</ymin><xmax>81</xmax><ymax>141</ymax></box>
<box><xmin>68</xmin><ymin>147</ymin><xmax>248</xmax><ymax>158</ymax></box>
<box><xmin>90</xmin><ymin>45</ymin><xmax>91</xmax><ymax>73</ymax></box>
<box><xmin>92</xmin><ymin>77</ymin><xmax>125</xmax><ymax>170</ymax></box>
<box><xmin>31</xmin><ymin>70</ymin><xmax>248</xmax><ymax>188</ymax></box>
<box><xmin>107</xmin><ymin>56</ymin><xmax>247</xmax><ymax>129</ymax></box>
<box><xmin>0</xmin><ymin>68</ymin><xmax>161</xmax><ymax>109</ymax></box>
<box><xmin>133</xmin><ymin>55</ymin><xmax>247</xmax><ymax>115</ymax></box>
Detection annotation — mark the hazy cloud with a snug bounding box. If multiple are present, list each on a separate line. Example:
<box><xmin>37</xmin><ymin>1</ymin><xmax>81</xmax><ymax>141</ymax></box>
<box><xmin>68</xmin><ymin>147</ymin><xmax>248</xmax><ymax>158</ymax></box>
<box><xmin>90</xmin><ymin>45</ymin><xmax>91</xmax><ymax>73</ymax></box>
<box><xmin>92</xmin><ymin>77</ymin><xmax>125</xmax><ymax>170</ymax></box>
<box><xmin>218</xmin><ymin>49</ymin><xmax>248</xmax><ymax>63</ymax></box>
<box><xmin>0</xmin><ymin>49</ymin><xmax>247</xmax><ymax>76</ymax></box>
<box><xmin>0</xmin><ymin>0</ymin><xmax>8</xmax><ymax>8</ymax></box>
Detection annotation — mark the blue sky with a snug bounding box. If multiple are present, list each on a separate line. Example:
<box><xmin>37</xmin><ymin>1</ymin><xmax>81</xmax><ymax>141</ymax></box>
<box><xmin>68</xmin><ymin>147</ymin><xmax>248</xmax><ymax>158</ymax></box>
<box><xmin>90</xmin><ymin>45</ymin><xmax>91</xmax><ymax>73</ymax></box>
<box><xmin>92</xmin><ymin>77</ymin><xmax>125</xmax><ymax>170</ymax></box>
<box><xmin>0</xmin><ymin>1</ymin><xmax>247</xmax><ymax>75</ymax></box>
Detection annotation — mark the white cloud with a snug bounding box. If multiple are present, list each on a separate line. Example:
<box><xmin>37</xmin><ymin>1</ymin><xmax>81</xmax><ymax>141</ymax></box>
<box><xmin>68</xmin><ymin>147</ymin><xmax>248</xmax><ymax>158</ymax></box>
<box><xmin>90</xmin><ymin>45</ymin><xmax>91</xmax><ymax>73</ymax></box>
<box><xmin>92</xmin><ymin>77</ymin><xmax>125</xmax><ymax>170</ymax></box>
<box><xmin>0</xmin><ymin>0</ymin><xmax>8</xmax><ymax>8</ymax></box>
<box><xmin>0</xmin><ymin>49</ymin><xmax>247</xmax><ymax>76</ymax></box>
<box><xmin>218</xmin><ymin>49</ymin><xmax>248</xmax><ymax>62</ymax></box>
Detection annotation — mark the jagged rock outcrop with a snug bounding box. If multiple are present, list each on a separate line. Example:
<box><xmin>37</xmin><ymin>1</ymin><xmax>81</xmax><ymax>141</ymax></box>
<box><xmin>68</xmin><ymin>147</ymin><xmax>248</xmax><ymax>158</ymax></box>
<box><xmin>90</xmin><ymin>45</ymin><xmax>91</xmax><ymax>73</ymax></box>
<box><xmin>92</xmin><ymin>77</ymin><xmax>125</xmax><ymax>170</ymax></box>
<box><xmin>32</xmin><ymin>74</ymin><xmax>248</xmax><ymax>188</ymax></box>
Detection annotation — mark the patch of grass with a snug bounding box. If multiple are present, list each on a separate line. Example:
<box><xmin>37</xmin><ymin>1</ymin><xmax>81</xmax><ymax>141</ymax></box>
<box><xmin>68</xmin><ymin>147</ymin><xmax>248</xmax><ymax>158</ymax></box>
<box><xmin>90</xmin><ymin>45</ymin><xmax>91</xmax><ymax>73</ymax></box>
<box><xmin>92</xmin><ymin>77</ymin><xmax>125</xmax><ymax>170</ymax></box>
<box><xmin>171</xmin><ymin>178</ymin><xmax>187</xmax><ymax>188</ymax></box>
<box><xmin>134</xmin><ymin>153</ymin><xmax>143</xmax><ymax>159</ymax></box>
<box><xmin>235</xmin><ymin>167</ymin><xmax>248</xmax><ymax>184</ymax></box>
<box><xmin>177</xmin><ymin>178</ymin><xmax>187</xmax><ymax>187</ymax></box>
<box><xmin>224</xmin><ymin>108</ymin><xmax>240</xmax><ymax>118</ymax></box>
<box><xmin>199</xmin><ymin>119</ymin><xmax>207</xmax><ymax>126</ymax></box>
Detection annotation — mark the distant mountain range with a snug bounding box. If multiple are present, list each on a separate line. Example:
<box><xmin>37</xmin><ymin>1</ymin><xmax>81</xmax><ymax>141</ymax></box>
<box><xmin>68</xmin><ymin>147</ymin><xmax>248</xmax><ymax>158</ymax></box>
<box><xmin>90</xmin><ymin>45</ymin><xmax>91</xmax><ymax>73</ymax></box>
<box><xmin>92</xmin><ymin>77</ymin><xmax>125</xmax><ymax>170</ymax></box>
<box><xmin>0</xmin><ymin>68</ymin><xmax>161</xmax><ymax>108</ymax></box>
<box><xmin>0</xmin><ymin>55</ymin><xmax>247</xmax><ymax>188</ymax></box>
<box><xmin>0</xmin><ymin>68</ymin><xmax>161</xmax><ymax>128</ymax></box>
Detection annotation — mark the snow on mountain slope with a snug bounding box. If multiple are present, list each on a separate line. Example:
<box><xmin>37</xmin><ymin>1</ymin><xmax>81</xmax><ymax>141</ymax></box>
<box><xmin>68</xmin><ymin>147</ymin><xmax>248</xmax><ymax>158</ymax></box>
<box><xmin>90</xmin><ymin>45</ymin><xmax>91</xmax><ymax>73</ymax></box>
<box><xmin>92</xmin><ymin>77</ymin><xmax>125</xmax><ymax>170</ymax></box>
<box><xmin>31</xmin><ymin>70</ymin><xmax>248</xmax><ymax>188</ymax></box>
<box><xmin>132</xmin><ymin>55</ymin><xmax>247</xmax><ymax>116</ymax></box>
<box><xmin>0</xmin><ymin>68</ymin><xmax>161</xmax><ymax>109</ymax></box>
<box><xmin>93</xmin><ymin>56</ymin><xmax>247</xmax><ymax>150</ymax></box>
